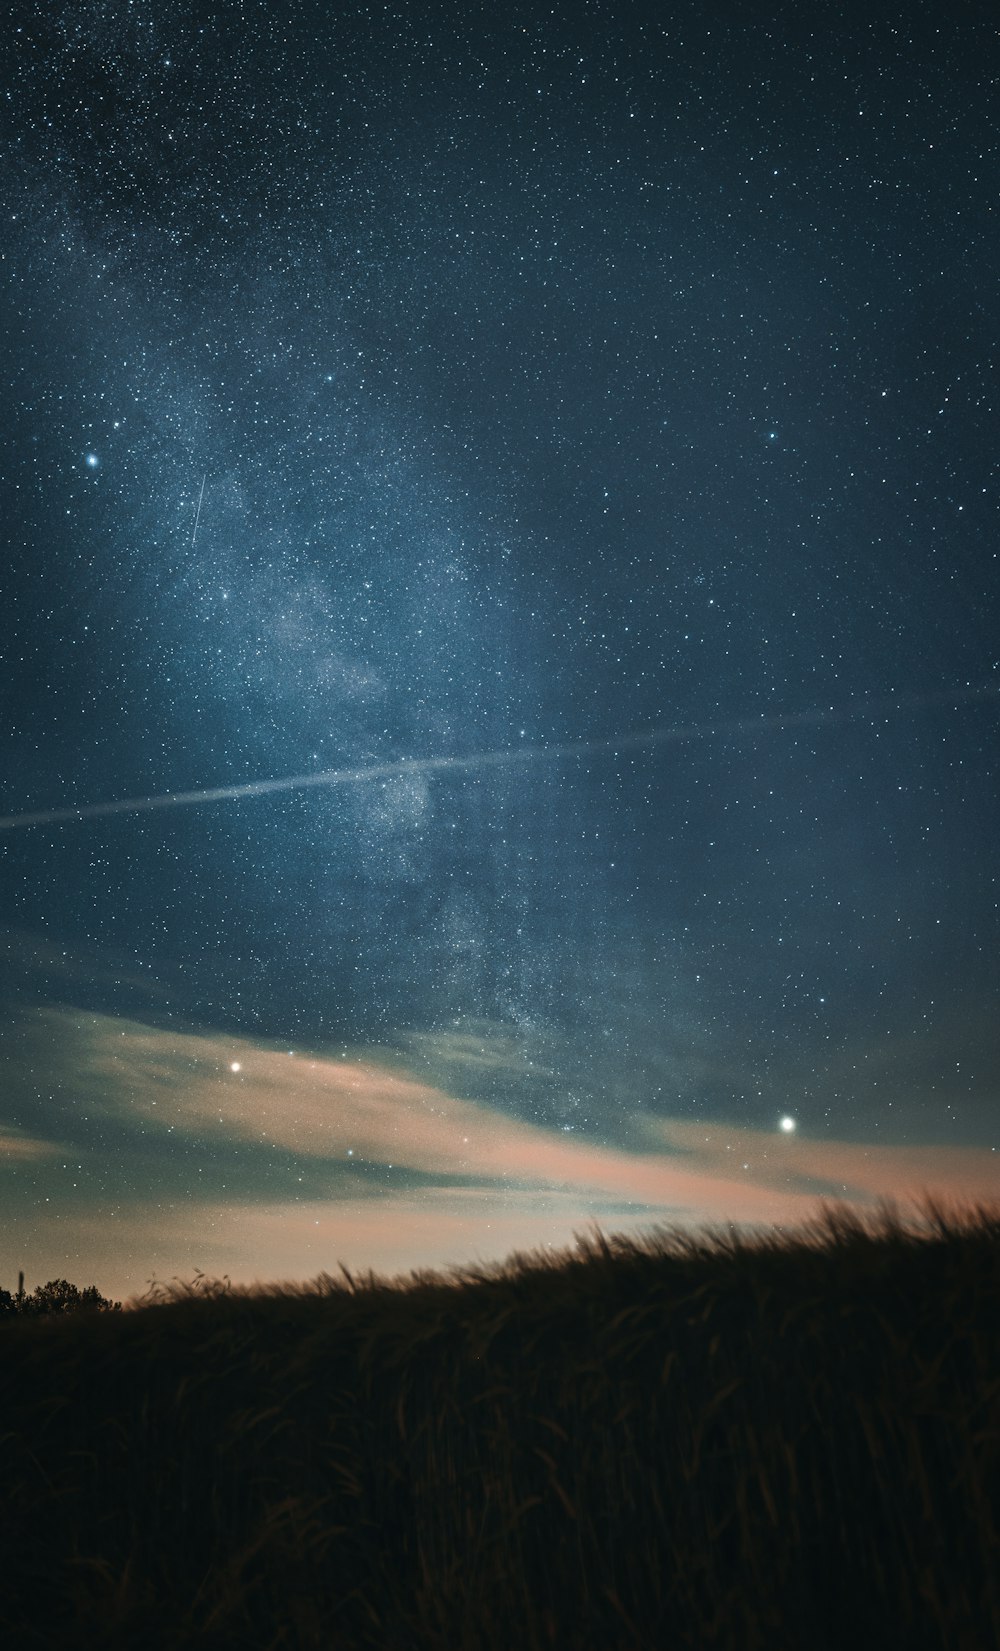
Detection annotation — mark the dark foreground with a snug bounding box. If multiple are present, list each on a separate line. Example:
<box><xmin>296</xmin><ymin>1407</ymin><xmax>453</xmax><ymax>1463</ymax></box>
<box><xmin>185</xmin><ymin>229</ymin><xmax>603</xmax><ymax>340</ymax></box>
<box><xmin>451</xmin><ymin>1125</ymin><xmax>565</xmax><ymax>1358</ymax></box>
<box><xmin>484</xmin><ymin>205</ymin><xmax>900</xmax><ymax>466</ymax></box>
<box><xmin>2</xmin><ymin>1202</ymin><xmax>999</xmax><ymax>1650</ymax></box>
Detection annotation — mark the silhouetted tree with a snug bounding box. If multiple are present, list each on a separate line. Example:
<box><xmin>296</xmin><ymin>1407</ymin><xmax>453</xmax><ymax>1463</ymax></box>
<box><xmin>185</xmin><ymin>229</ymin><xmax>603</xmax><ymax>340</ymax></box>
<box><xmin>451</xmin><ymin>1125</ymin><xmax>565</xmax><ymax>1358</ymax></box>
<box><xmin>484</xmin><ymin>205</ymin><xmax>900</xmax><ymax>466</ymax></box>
<box><xmin>1</xmin><ymin>1279</ymin><xmax>121</xmax><ymax>1317</ymax></box>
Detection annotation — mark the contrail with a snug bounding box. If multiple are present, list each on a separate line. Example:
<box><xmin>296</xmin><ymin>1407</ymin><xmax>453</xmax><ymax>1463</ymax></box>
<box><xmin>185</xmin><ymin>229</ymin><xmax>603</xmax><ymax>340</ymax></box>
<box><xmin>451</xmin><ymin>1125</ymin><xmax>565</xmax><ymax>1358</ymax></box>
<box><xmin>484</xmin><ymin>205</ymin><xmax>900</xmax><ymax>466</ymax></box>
<box><xmin>191</xmin><ymin>473</ymin><xmax>207</xmax><ymax>549</ymax></box>
<box><xmin>0</xmin><ymin>682</ymin><xmax>995</xmax><ymax>832</ymax></box>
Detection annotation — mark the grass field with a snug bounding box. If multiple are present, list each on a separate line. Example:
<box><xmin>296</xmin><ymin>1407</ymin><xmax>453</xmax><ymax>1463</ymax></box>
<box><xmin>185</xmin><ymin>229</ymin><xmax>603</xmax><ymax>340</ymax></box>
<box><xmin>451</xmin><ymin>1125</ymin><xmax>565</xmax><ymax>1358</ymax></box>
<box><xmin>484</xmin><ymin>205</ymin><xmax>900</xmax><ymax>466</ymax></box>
<box><xmin>2</xmin><ymin>1199</ymin><xmax>998</xmax><ymax>1649</ymax></box>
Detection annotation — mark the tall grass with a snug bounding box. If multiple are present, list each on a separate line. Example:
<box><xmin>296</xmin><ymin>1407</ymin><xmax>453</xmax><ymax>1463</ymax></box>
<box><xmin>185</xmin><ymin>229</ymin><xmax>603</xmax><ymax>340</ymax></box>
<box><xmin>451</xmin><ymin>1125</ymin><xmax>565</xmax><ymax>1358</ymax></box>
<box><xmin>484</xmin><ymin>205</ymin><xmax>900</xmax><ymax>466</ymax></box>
<box><xmin>2</xmin><ymin>1197</ymin><xmax>998</xmax><ymax>1649</ymax></box>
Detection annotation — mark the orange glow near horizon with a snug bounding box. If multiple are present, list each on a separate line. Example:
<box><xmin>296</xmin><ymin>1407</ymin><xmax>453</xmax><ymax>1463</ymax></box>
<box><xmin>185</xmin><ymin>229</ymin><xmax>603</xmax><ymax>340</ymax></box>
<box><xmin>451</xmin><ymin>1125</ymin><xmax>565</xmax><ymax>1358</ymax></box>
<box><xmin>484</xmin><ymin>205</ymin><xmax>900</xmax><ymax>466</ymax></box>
<box><xmin>3</xmin><ymin>1008</ymin><xmax>996</xmax><ymax>1302</ymax></box>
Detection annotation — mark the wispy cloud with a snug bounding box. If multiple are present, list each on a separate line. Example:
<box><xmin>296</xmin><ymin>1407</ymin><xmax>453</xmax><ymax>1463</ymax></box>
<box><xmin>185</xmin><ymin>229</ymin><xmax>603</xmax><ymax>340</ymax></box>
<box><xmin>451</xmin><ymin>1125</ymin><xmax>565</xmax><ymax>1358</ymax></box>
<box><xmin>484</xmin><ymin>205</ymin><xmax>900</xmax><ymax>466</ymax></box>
<box><xmin>68</xmin><ymin>1011</ymin><xmax>823</xmax><ymax>1223</ymax></box>
<box><xmin>648</xmin><ymin>1118</ymin><xmax>1000</xmax><ymax>1208</ymax></box>
<box><xmin>5</xmin><ymin>1007</ymin><xmax>997</xmax><ymax>1300</ymax></box>
<box><xmin>0</xmin><ymin>926</ymin><xmax>177</xmax><ymax>1004</ymax></box>
<box><xmin>0</xmin><ymin>1129</ymin><xmax>59</xmax><ymax>1162</ymax></box>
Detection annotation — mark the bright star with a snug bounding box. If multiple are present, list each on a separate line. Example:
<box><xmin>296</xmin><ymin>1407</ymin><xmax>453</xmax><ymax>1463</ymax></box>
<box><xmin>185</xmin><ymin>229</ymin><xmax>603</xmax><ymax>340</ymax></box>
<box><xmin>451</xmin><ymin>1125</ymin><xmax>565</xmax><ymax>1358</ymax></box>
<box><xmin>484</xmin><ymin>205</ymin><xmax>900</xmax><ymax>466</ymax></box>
<box><xmin>85</xmin><ymin>453</ymin><xmax>100</xmax><ymax>468</ymax></box>
<box><xmin>779</xmin><ymin>1115</ymin><xmax>796</xmax><ymax>1133</ymax></box>
<box><xmin>229</xmin><ymin>1061</ymin><xmax>241</xmax><ymax>1073</ymax></box>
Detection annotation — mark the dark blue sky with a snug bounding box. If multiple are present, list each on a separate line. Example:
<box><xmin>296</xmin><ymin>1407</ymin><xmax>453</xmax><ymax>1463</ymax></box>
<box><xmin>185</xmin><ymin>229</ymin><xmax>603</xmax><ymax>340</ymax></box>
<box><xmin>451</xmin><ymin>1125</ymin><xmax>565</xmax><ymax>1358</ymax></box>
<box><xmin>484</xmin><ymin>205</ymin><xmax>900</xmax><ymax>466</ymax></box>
<box><xmin>1</xmin><ymin>0</ymin><xmax>997</xmax><ymax>1295</ymax></box>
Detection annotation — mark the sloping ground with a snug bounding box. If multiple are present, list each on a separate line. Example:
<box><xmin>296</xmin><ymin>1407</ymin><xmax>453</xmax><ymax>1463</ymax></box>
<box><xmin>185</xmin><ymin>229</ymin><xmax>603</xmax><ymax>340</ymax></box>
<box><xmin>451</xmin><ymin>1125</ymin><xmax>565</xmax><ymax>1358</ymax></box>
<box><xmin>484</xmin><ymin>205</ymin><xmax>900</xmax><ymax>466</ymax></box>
<box><xmin>2</xmin><ymin>1203</ymin><xmax>999</xmax><ymax>1650</ymax></box>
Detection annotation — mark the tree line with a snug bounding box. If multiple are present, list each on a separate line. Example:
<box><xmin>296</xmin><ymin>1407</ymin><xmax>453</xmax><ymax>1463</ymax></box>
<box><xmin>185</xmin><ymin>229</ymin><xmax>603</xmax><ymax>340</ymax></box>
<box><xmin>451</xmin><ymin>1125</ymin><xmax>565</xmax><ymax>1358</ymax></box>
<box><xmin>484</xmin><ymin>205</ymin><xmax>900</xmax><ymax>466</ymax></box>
<box><xmin>0</xmin><ymin>1273</ymin><xmax>121</xmax><ymax>1317</ymax></box>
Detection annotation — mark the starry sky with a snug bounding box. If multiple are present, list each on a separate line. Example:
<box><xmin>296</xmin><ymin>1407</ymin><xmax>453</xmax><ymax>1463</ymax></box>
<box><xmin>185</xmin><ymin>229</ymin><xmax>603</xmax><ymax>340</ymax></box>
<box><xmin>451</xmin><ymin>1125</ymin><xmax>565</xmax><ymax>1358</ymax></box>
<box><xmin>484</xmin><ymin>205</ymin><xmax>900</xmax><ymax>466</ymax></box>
<box><xmin>2</xmin><ymin>0</ymin><xmax>998</xmax><ymax>1300</ymax></box>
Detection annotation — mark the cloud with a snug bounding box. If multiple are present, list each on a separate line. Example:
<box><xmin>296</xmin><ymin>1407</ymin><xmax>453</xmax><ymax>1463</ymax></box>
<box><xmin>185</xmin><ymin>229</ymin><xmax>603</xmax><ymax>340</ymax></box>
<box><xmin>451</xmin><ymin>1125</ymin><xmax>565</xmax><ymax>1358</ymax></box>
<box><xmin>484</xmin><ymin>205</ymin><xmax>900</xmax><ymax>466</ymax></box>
<box><xmin>67</xmin><ymin>1011</ymin><xmax>823</xmax><ymax>1226</ymax></box>
<box><xmin>404</xmin><ymin>1022</ymin><xmax>556</xmax><ymax>1079</ymax></box>
<box><xmin>0</xmin><ymin>926</ymin><xmax>176</xmax><ymax>1004</ymax></box>
<box><xmin>0</xmin><ymin>1129</ymin><xmax>59</xmax><ymax>1162</ymax></box>
<box><xmin>648</xmin><ymin>1118</ymin><xmax>1000</xmax><ymax>1208</ymax></box>
<box><xmin>5</xmin><ymin>1007</ymin><xmax>997</xmax><ymax>1301</ymax></box>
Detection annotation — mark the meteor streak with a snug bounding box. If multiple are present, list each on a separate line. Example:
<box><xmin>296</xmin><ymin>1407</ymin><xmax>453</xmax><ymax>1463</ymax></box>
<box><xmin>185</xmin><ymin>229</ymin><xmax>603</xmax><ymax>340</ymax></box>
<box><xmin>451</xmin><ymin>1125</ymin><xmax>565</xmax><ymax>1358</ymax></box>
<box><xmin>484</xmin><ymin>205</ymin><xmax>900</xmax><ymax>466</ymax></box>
<box><xmin>0</xmin><ymin>683</ymin><xmax>995</xmax><ymax>832</ymax></box>
<box><xmin>191</xmin><ymin>473</ymin><xmax>207</xmax><ymax>549</ymax></box>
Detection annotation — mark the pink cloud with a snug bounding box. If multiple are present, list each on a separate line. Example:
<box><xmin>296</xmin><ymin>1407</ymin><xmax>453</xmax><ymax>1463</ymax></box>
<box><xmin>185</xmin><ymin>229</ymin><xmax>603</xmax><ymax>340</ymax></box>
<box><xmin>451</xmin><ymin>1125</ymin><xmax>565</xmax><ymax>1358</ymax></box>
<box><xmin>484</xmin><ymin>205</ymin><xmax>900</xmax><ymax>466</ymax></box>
<box><xmin>651</xmin><ymin>1118</ymin><xmax>1000</xmax><ymax>1208</ymax></box>
<box><xmin>82</xmin><ymin>1016</ymin><xmax>824</xmax><ymax>1225</ymax></box>
<box><xmin>0</xmin><ymin>1130</ymin><xmax>59</xmax><ymax>1162</ymax></box>
<box><xmin>13</xmin><ymin>1011</ymin><xmax>996</xmax><ymax>1301</ymax></box>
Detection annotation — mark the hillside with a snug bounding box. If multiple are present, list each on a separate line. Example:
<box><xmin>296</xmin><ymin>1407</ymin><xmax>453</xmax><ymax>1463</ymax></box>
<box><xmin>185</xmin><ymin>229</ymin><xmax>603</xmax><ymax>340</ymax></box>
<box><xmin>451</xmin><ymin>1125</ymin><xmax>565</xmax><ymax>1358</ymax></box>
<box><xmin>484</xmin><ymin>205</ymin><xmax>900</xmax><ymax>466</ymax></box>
<box><xmin>2</xmin><ymin>1201</ymin><xmax>999</xmax><ymax>1650</ymax></box>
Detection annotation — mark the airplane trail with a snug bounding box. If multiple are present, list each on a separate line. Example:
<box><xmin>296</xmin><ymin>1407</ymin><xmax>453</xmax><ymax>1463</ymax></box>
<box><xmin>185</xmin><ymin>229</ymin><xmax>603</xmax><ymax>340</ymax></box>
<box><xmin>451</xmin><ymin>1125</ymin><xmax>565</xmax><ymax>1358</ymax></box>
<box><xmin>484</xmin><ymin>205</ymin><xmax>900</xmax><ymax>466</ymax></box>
<box><xmin>0</xmin><ymin>682</ymin><xmax>995</xmax><ymax>832</ymax></box>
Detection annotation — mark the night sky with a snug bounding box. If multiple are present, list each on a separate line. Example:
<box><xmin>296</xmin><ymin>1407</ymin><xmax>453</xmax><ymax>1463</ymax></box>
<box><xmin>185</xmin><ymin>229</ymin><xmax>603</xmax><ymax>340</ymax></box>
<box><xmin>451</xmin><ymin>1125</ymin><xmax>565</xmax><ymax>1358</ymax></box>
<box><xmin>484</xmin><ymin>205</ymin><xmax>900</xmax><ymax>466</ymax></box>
<box><xmin>2</xmin><ymin>1</ymin><xmax>998</xmax><ymax>1301</ymax></box>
